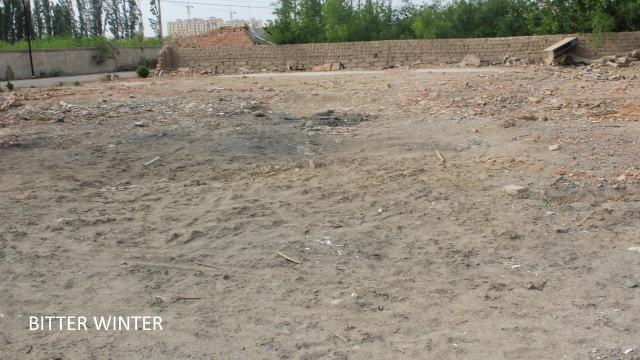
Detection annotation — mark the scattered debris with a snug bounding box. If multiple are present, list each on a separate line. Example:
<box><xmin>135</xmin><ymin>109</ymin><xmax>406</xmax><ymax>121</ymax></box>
<box><xmin>276</xmin><ymin>251</ymin><xmax>301</xmax><ymax>264</ymax></box>
<box><xmin>503</xmin><ymin>184</ymin><xmax>527</xmax><ymax>196</ymax></box>
<box><xmin>311</xmin><ymin>62</ymin><xmax>344</xmax><ymax>71</ymax></box>
<box><xmin>623</xmin><ymin>277</ymin><xmax>638</xmax><ymax>288</ymax></box>
<box><xmin>144</xmin><ymin>156</ymin><xmax>160</xmax><ymax>166</ymax></box>
<box><xmin>103</xmin><ymin>73</ymin><xmax>120</xmax><ymax>81</ymax></box>
<box><xmin>526</xmin><ymin>280</ymin><xmax>547</xmax><ymax>291</ymax></box>
<box><xmin>0</xmin><ymin>95</ymin><xmax>20</xmax><ymax>111</ymax></box>
<box><xmin>459</xmin><ymin>54</ymin><xmax>484</xmax><ymax>67</ymax></box>
<box><xmin>543</xmin><ymin>37</ymin><xmax>578</xmax><ymax>65</ymax></box>
<box><xmin>435</xmin><ymin>149</ymin><xmax>446</xmax><ymax>164</ymax></box>
<box><xmin>328</xmin><ymin>327</ymin><xmax>348</xmax><ymax>343</ymax></box>
<box><xmin>192</xmin><ymin>260</ymin><xmax>223</xmax><ymax>270</ymax></box>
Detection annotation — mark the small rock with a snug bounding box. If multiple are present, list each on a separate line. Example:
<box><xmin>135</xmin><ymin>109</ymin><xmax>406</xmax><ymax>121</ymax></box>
<box><xmin>528</xmin><ymin>97</ymin><xmax>542</xmax><ymax>104</ymax></box>
<box><xmin>254</xmin><ymin>112</ymin><xmax>266</xmax><ymax>118</ymax></box>
<box><xmin>460</xmin><ymin>55</ymin><xmax>482</xmax><ymax>67</ymax></box>
<box><xmin>623</xmin><ymin>277</ymin><xmax>637</xmax><ymax>288</ymax></box>
<box><xmin>308</xmin><ymin>159</ymin><xmax>316</xmax><ymax>169</ymax></box>
<box><xmin>503</xmin><ymin>184</ymin><xmax>527</xmax><ymax>195</ymax></box>
<box><xmin>54</xmin><ymin>116</ymin><xmax>65</xmax><ymax>123</ymax></box>
<box><xmin>548</xmin><ymin>144</ymin><xmax>560</xmax><ymax>151</ymax></box>
<box><xmin>616</xmin><ymin>57</ymin><xmax>629</xmax><ymax>66</ymax></box>
<box><xmin>526</xmin><ymin>281</ymin><xmax>547</xmax><ymax>290</ymax></box>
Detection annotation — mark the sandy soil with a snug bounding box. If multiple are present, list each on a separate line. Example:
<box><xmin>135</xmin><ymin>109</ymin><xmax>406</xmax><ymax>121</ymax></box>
<box><xmin>1</xmin><ymin>64</ymin><xmax>640</xmax><ymax>359</ymax></box>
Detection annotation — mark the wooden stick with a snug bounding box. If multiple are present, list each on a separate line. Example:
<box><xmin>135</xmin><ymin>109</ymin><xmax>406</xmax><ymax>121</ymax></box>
<box><xmin>276</xmin><ymin>251</ymin><xmax>301</xmax><ymax>264</ymax></box>
<box><xmin>192</xmin><ymin>260</ymin><xmax>223</xmax><ymax>270</ymax></box>
<box><xmin>144</xmin><ymin>156</ymin><xmax>160</xmax><ymax>166</ymax></box>
<box><xmin>328</xmin><ymin>327</ymin><xmax>347</xmax><ymax>343</ymax></box>
<box><xmin>435</xmin><ymin>150</ymin><xmax>446</xmax><ymax>164</ymax></box>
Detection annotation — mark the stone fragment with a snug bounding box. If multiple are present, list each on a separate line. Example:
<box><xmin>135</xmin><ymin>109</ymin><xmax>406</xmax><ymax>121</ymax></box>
<box><xmin>460</xmin><ymin>55</ymin><xmax>482</xmax><ymax>67</ymax></box>
<box><xmin>503</xmin><ymin>185</ymin><xmax>527</xmax><ymax>195</ymax></box>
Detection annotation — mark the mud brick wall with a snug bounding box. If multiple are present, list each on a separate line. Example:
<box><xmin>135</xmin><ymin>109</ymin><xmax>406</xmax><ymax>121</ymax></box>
<box><xmin>169</xmin><ymin>31</ymin><xmax>640</xmax><ymax>73</ymax></box>
<box><xmin>172</xmin><ymin>27</ymin><xmax>255</xmax><ymax>48</ymax></box>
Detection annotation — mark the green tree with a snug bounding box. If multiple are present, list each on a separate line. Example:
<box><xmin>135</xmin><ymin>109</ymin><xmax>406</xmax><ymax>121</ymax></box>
<box><xmin>32</xmin><ymin>0</ymin><xmax>44</xmax><ymax>37</ymax></box>
<box><xmin>295</xmin><ymin>0</ymin><xmax>323</xmax><ymax>42</ymax></box>
<box><xmin>40</xmin><ymin>0</ymin><xmax>52</xmax><ymax>36</ymax></box>
<box><xmin>55</xmin><ymin>0</ymin><xmax>74</xmax><ymax>36</ymax></box>
<box><xmin>267</xmin><ymin>0</ymin><xmax>298</xmax><ymax>44</ymax></box>
<box><xmin>323</xmin><ymin>0</ymin><xmax>351</xmax><ymax>42</ymax></box>
<box><xmin>75</xmin><ymin>0</ymin><xmax>89</xmax><ymax>36</ymax></box>
<box><xmin>88</xmin><ymin>0</ymin><xmax>103</xmax><ymax>36</ymax></box>
<box><xmin>149</xmin><ymin>0</ymin><xmax>161</xmax><ymax>38</ymax></box>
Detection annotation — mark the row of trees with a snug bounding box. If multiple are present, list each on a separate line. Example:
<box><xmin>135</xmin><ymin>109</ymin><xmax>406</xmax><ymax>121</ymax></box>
<box><xmin>268</xmin><ymin>0</ymin><xmax>640</xmax><ymax>44</ymax></box>
<box><xmin>0</xmin><ymin>0</ymin><xmax>152</xmax><ymax>43</ymax></box>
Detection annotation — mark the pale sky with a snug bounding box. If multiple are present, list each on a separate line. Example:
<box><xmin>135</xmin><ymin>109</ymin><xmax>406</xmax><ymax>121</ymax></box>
<box><xmin>140</xmin><ymin>0</ymin><xmax>277</xmax><ymax>36</ymax></box>
<box><xmin>140</xmin><ymin>0</ymin><xmax>412</xmax><ymax>37</ymax></box>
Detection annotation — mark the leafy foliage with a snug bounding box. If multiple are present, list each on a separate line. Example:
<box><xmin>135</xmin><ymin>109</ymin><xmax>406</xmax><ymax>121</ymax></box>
<box><xmin>0</xmin><ymin>36</ymin><xmax>161</xmax><ymax>50</ymax></box>
<box><xmin>268</xmin><ymin>0</ymin><xmax>640</xmax><ymax>44</ymax></box>
<box><xmin>135</xmin><ymin>65</ymin><xmax>149</xmax><ymax>78</ymax></box>
<box><xmin>0</xmin><ymin>0</ymin><xmax>142</xmax><ymax>43</ymax></box>
<box><xmin>91</xmin><ymin>37</ymin><xmax>119</xmax><ymax>64</ymax></box>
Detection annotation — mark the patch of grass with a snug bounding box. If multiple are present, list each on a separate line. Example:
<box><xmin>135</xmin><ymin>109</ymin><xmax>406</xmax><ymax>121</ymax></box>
<box><xmin>0</xmin><ymin>36</ymin><xmax>162</xmax><ymax>51</ymax></box>
<box><xmin>136</xmin><ymin>65</ymin><xmax>150</xmax><ymax>78</ymax></box>
<box><xmin>38</xmin><ymin>69</ymin><xmax>63</xmax><ymax>78</ymax></box>
<box><xmin>73</xmin><ymin>81</ymin><xmax>81</xmax><ymax>86</ymax></box>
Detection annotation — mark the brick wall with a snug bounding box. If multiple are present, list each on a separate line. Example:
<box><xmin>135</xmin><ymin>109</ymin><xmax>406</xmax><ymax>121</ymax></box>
<box><xmin>171</xmin><ymin>27</ymin><xmax>256</xmax><ymax>48</ymax></box>
<box><xmin>166</xmin><ymin>31</ymin><xmax>640</xmax><ymax>73</ymax></box>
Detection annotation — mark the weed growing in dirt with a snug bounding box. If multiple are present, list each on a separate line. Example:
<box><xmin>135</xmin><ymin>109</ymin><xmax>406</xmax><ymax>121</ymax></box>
<box><xmin>136</xmin><ymin>66</ymin><xmax>150</xmax><ymax>78</ymax></box>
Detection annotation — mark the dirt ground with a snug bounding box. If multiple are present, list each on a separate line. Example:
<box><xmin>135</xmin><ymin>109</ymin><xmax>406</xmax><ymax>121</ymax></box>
<box><xmin>1</xmin><ymin>64</ymin><xmax>640</xmax><ymax>359</ymax></box>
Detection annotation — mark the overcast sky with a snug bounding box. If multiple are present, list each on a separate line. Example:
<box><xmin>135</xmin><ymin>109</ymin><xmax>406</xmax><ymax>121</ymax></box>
<box><xmin>140</xmin><ymin>0</ymin><xmax>410</xmax><ymax>37</ymax></box>
<box><xmin>140</xmin><ymin>0</ymin><xmax>278</xmax><ymax>36</ymax></box>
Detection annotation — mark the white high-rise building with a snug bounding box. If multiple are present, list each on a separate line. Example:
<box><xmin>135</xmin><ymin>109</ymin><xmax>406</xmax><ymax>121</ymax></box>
<box><xmin>168</xmin><ymin>17</ymin><xmax>225</xmax><ymax>37</ymax></box>
<box><xmin>168</xmin><ymin>17</ymin><xmax>263</xmax><ymax>37</ymax></box>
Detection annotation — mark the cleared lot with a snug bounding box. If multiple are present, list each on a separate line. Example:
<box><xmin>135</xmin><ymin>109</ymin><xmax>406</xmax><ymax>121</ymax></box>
<box><xmin>1</xmin><ymin>65</ymin><xmax>639</xmax><ymax>359</ymax></box>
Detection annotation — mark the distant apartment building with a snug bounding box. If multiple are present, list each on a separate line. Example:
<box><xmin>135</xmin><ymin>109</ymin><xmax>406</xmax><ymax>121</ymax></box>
<box><xmin>168</xmin><ymin>17</ymin><xmax>264</xmax><ymax>37</ymax></box>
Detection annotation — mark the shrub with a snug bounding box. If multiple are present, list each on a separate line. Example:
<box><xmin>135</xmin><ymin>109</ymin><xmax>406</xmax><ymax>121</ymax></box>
<box><xmin>136</xmin><ymin>65</ymin><xmax>150</xmax><ymax>78</ymax></box>
<box><xmin>6</xmin><ymin>81</ymin><xmax>13</xmax><ymax>91</ymax></box>
<box><xmin>92</xmin><ymin>38</ymin><xmax>119</xmax><ymax>65</ymax></box>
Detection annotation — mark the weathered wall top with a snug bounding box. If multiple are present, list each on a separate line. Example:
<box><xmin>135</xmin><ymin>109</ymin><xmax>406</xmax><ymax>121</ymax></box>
<box><xmin>163</xmin><ymin>31</ymin><xmax>640</xmax><ymax>74</ymax></box>
<box><xmin>169</xmin><ymin>26</ymin><xmax>259</xmax><ymax>48</ymax></box>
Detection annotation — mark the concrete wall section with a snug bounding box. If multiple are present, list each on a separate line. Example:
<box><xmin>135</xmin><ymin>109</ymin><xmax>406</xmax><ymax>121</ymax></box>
<box><xmin>0</xmin><ymin>47</ymin><xmax>160</xmax><ymax>80</ymax></box>
<box><xmin>170</xmin><ymin>32</ymin><xmax>640</xmax><ymax>73</ymax></box>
